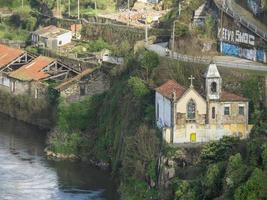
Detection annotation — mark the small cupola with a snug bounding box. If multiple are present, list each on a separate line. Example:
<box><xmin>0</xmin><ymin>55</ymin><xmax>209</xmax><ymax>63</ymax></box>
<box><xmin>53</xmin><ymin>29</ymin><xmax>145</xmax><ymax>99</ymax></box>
<box><xmin>205</xmin><ymin>63</ymin><xmax>222</xmax><ymax>100</ymax></box>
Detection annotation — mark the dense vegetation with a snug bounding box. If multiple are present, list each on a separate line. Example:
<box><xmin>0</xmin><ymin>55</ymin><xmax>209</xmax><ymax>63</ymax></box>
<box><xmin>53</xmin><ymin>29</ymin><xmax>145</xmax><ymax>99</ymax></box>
<box><xmin>47</xmin><ymin>47</ymin><xmax>267</xmax><ymax>199</ymax></box>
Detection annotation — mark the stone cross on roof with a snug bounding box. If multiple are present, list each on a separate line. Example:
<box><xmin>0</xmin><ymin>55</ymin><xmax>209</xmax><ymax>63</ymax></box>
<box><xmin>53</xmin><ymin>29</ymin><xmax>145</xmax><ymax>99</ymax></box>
<box><xmin>189</xmin><ymin>75</ymin><xmax>195</xmax><ymax>88</ymax></box>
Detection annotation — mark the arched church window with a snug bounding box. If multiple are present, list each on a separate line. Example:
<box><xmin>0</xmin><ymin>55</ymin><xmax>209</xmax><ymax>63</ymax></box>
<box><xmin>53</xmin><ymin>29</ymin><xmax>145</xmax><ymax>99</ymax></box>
<box><xmin>187</xmin><ymin>99</ymin><xmax>196</xmax><ymax>120</ymax></box>
<box><xmin>210</xmin><ymin>82</ymin><xmax>217</xmax><ymax>93</ymax></box>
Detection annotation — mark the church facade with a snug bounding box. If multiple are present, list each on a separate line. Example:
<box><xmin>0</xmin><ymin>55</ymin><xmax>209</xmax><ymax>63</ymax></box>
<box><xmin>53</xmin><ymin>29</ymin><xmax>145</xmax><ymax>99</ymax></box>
<box><xmin>155</xmin><ymin>63</ymin><xmax>253</xmax><ymax>144</ymax></box>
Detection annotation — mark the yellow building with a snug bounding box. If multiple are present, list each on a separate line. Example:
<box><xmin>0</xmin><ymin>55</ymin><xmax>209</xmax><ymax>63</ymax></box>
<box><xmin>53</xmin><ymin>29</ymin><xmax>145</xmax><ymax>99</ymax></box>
<box><xmin>155</xmin><ymin>63</ymin><xmax>252</xmax><ymax>144</ymax></box>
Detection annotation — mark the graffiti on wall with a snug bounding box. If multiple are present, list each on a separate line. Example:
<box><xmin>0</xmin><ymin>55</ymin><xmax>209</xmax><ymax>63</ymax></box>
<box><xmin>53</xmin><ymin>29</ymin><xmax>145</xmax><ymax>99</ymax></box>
<box><xmin>247</xmin><ymin>0</ymin><xmax>262</xmax><ymax>16</ymax></box>
<box><xmin>218</xmin><ymin>28</ymin><xmax>255</xmax><ymax>46</ymax></box>
<box><xmin>221</xmin><ymin>42</ymin><xmax>265</xmax><ymax>62</ymax></box>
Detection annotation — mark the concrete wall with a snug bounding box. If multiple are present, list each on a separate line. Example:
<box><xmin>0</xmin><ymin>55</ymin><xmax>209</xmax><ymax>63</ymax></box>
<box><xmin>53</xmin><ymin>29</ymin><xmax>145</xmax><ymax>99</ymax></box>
<box><xmin>56</xmin><ymin>31</ymin><xmax>72</xmax><ymax>46</ymax></box>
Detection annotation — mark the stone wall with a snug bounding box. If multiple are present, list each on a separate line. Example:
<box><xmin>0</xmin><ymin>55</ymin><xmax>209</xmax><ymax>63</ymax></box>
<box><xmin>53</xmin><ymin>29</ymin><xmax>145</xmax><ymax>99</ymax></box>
<box><xmin>60</xmin><ymin>71</ymin><xmax>110</xmax><ymax>101</ymax></box>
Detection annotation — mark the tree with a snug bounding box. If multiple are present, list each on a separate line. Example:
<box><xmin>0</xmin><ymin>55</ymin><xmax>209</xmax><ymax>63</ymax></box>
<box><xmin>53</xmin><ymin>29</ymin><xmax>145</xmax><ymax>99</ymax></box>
<box><xmin>200</xmin><ymin>136</ymin><xmax>238</xmax><ymax>163</ymax></box>
<box><xmin>128</xmin><ymin>76</ymin><xmax>150</xmax><ymax>98</ymax></box>
<box><xmin>234</xmin><ymin>168</ymin><xmax>267</xmax><ymax>200</ymax></box>
<box><xmin>224</xmin><ymin>153</ymin><xmax>247</xmax><ymax>191</ymax></box>
<box><xmin>140</xmin><ymin>51</ymin><xmax>159</xmax><ymax>81</ymax></box>
<box><xmin>203</xmin><ymin>164</ymin><xmax>222</xmax><ymax>199</ymax></box>
<box><xmin>175</xmin><ymin>180</ymin><xmax>197</xmax><ymax>200</ymax></box>
<box><xmin>261</xmin><ymin>144</ymin><xmax>267</xmax><ymax>170</ymax></box>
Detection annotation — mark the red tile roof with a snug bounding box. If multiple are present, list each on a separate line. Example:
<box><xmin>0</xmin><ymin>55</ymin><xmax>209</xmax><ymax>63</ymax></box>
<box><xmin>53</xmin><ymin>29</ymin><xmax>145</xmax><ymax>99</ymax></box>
<box><xmin>156</xmin><ymin>80</ymin><xmax>187</xmax><ymax>100</ymax></box>
<box><xmin>9</xmin><ymin>56</ymin><xmax>54</xmax><ymax>81</ymax></box>
<box><xmin>0</xmin><ymin>44</ymin><xmax>25</xmax><ymax>69</ymax></box>
<box><xmin>220</xmin><ymin>91</ymin><xmax>248</xmax><ymax>102</ymax></box>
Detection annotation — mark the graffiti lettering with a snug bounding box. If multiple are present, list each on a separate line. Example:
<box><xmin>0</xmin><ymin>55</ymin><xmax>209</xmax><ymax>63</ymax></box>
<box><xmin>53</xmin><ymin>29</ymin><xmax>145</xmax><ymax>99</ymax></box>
<box><xmin>218</xmin><ymin>28</ymin><xmax>255</xmax><ymax>46</ymax></box>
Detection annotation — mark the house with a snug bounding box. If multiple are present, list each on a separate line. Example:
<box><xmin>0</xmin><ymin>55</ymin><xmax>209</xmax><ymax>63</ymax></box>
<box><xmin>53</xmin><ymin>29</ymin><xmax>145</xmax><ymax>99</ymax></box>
<box><xmin>8</xmin><ymin>56</ymin><xmax>56</xmax><ymax>98</ymax></box>
<box><xmin>155</xmin><ymin>63</ymin><xmax>252</xmax><ymax>144</ymax></box>
<box><xmin>193</xmin><ymin>3</ymin><xmax>208</xmax><ymax>27</ymax></box>
<box><xmin>32</xmin><ymin>25</ymin><xmax>72</xmax><ymax>49</ymax></box>
<box><xmin>55</xmin><ymin>68</ymin><xmax>110</xmax><ymax>101</ymax></box>
<box><xmin>0</xmin><ymin>44</ymin><xmax>27</xmax><ymax>70</ymax></box>
<box><xmin>7</xmin><ymin>55</ymin><xmax>79</xmax><ymax>98</ymax></box>
<box><xmin>0</xmin><ymin>44</ymin><xmax>30</xmax><ymax>91</ymax></box>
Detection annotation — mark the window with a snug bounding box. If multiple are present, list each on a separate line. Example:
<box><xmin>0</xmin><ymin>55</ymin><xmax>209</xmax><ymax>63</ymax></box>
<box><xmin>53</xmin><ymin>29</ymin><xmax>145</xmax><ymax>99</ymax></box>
<box><xmin>210</xmin><ymin>82</ymin><xmax>217</xmax><ymax>93</ymax></box>
<box><xmin>212</xmin><ymin>107</ymin><xmax>216</xmax><ymax>119</ymax></box>
<box><xmin>34</xmin><ymin>88</ymin><xmax>38</xmax><ymax>99</ymax></box>
<box><xmin>11</xmin><ymin>81</ymin><xmax>15</xmax><ymax>93</ymax></box>
<box><xmin>157</xmin><ymin>103</ymin><xmax>159</xmax><ymax>120</ymax></box>
<box><xmin>239</xmin><ymin>106</ymin><xmax>245</xmax><ymax>115</ymax></box>
<box><xmin>224</xmin><ymin>106</ymin><xmax>230</xmax><ymax>115</ymax></box>
<box><xmin>59</xmin><ymin>41</ymin><xmax>62</xmax><ymax>45</ymax></box>
<box><xmin>187</xmin><ymin>99</ymin><xmax>196</xmax><ymax>120</ymax></box>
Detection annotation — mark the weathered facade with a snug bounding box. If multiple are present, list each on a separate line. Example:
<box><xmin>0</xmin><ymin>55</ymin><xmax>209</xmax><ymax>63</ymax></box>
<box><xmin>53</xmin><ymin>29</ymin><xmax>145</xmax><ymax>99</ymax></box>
<box><xmin>56</xmin><ymin>68</ymin><xmax>110</xmax><ymax>101</ymax></box>
<box><xmin>156</xmin><ymin>64</ymin><xmax>252</xmax><ymax>144</ymax></box>
<box><xmin>32</xmin><ymin>25</ymin><xmax>72</xmax><ymax>49</ymax></box>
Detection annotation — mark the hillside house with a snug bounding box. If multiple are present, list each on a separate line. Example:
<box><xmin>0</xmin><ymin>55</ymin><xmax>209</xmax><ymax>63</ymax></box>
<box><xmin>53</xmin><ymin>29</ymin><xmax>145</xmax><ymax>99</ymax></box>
<box><xmin>55</xmin><ymin>68</ymin><xmax>110</xmax><ymax>101</ymax></box>
<box><xmin>32</xmin><ymin>25</ymin><xmax>72</xmax><ymax>49</ymax></box>
<box><xmin>193</xmin><ymin>3</ymin><xmax>208</xmax><ymax>26</ymax></box>
<box><xmin>7</xmin><ymin>56</ymin><xmax>78</xmax><ymax>98</ymax></box>
<box><xmin>0</xmin><ymin>44</ymin><xmax>32</xmax><ymax>91</ymax></box>
<box><xmin>155</xmin><ymin>63</ymin><xmax>252</xmax><ymax>144</ymax></box>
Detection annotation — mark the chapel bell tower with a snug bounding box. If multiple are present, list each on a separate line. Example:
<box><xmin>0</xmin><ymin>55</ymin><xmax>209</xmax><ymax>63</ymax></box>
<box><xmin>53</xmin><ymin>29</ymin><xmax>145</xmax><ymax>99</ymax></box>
<box><xmin>205</xmin><ymin>63</ymin><xmax>222</xmax><ymax>100</ymax></box>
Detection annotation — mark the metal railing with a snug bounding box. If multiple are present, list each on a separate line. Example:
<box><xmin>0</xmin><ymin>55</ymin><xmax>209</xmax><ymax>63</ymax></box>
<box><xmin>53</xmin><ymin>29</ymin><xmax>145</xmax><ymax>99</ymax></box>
<box><xmin>214</xmin><ymin>0</ymin><xmax>267</xmax><ymax>42</ymax></box>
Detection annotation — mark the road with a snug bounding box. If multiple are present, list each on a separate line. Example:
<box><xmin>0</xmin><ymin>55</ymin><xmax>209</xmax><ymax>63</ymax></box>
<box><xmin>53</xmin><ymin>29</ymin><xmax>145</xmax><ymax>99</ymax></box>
<box><xmin>147</xmin><ymin>43</ymin><xmax>267</xmax><ymax>72</ymax></box>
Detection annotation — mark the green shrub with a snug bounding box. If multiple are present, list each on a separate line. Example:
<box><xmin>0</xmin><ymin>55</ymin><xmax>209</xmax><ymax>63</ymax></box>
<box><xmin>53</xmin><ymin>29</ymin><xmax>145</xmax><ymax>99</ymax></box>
<box><xmin>49</xmin><ymin>129</ymin><xmax>82</xmax><ymax>155</ymax></box>
<box><xmin>57</xmin><ymin>98</ymin><xmax>91</xmax><ymax>132</ymax></box>
<box><xmin>128</xmin><ymin>77</ymin><xmax>150</xmax><ymax>98</ymax></box>
<box><xmin>224</xmin><ymin>153</ymin><xmax>248</xmax><ymax>190</ymax></box>
<box><xmin>234</xmin><ymin>168</ymin><xmax>267</xmax><ymax>200</ymax></box>
<box><xmin>200</xmin><ymin>136</ymin><xmax>239</xmax><ymax>163</ymax></box>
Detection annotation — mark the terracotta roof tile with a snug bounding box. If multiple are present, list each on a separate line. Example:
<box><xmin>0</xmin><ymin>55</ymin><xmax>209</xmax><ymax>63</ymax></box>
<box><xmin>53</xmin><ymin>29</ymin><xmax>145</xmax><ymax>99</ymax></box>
<box><xmin>0</xmin><ymin>44</ymin><xmax>25</xmax><ymax>69</ymax></box>
<box><xmin>156</xmin><ymin>80</ymin><xmax>187</xmax><ymax>100</ymax></box>
<box><xmin>220</xmin><ymin>91</ymin><xmax>247</xmax><ymax>102</ymax></box>
<box><xmin>9</xmin><ymin>56</ymin><xmax>54</xmax><ymax>81</ymax></box>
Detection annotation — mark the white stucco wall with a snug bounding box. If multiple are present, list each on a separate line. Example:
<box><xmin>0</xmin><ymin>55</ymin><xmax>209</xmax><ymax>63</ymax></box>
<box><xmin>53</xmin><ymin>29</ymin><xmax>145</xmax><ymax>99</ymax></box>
<box><xmin>156</xmin><ymin>92</ymin><xmax>171</xmax><ymax>128</ymax></box>
<box><xmin>56</xmin><ymin>31</ymin><xmax>72</xmax><ymax>46</ymax></box>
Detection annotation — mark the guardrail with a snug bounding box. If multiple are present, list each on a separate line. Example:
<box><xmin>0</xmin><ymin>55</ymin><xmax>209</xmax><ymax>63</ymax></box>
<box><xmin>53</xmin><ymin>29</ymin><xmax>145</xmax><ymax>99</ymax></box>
<box><xmin>214</xmin><ymin>0</ymin><xmax>267</xmax><ymax>42</ymax></box>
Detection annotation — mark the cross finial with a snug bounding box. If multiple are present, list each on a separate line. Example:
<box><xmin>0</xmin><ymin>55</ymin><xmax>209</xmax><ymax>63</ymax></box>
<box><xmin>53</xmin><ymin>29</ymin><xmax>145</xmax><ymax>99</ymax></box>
<box><xmin>189</xmin><ymin>75</ymin><xmax>195</xmax><ymax>88</ymax></box>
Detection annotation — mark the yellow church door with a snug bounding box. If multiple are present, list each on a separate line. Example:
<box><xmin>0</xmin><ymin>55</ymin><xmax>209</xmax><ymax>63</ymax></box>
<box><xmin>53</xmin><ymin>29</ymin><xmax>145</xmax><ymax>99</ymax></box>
<box><xmin>190</xmin><ymin>133</ymin><xmax>196</xmax><ymax>142</ymax></box>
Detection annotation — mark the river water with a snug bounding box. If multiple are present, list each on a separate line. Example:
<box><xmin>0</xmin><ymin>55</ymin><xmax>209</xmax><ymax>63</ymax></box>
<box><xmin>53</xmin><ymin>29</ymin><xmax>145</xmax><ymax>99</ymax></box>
<box><xmin>0</xmin><ymin>114</ymin><xmax>118</xmax><ymax>200</ymax></box>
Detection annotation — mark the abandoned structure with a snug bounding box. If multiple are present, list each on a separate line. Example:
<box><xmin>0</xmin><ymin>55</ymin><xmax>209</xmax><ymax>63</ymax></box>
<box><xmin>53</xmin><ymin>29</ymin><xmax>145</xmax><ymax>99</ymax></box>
<box><xmin>0</xmin><ymin>44</ymin><xmax>110</xmax><ymax>100</ymax></box>
<box><xmin>155</xmin><ymin>63</ymin><xmax>252</xmax><ymax>144</ymax></box>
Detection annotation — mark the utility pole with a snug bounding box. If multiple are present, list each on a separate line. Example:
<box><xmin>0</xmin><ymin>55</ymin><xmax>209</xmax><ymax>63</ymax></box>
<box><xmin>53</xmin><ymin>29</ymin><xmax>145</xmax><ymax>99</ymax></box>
<box><xmin>68</xmin><ymin>0</ymin><xmax>71</xmax><ymax>17</ymax></box>
<box><xmin>95</xmin><ymin>1</ymin><xmax>97</xmax><ymax>15</ymax></box>
<box><xmin>78</xmin><ymin>0</ymin><xmax>80</xmax><ymax>20</ymax></box>
<box><xmin>220</xmin><ymin>0</ymin><xmax>225</xmax><ymax>53</ymax></box>
<box><xmin>56</xmin><ymin>0</ymin><xmax>59</xmax><ymax>17</ymax></box>
<box><xmin>128</xmin><ymin>0</ymin><xmax>130</xmax><ymax>26</ymax></box>
<box><xmin>145</xmin><ymin>23</ymin><xmax>148</xmax><ymax>44</ymax></box>
<box><xmin>59</xmin><ymin>0</ymin><xmax>61</xmax><ymax>17</ymax></box>
<box><xmin>172</xmin><ymin>20</ymin><xmax>177</xmax><ymax>58</ymax></box>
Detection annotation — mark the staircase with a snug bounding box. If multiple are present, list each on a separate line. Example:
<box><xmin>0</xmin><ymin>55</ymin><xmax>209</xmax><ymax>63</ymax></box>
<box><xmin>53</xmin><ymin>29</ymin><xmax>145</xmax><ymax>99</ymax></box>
<box><xmin>214</xmin><ymin>0</ymin><xmax>267</xmax><ymax>42</ymax></box>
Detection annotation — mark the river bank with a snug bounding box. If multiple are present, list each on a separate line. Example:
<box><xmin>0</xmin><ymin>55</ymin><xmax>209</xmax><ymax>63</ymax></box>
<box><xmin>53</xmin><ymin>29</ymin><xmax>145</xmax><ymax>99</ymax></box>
<box><xmin>0</xmin><ymin>113</ymin><xmax>119</xmax><ymax>200</ymax></box>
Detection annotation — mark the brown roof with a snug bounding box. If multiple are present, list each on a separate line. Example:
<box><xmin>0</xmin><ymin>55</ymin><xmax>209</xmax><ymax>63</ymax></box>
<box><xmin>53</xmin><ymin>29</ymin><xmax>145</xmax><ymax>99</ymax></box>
<box><xmin>55</xmin><ymin>68</ymin><xmax>97</xmax><ymax>91</ymax></box>
<box><xmin>9</xmin><ymin>56</ymin><xmax>54</xmax><ymax>81</ymax></box>
<box><xmin>156</xmin><ymin>80</ymin><xmax>187</xmax><ymax>100</ymax></box>
<box><xmin>0</xmin><ymin>44</ymin><xmax>25</xmax><ymax>69</ymax></box>
<box><xmin>220</xmin><ymin>91</ymin><xmax>248</xmax><ymax>102</ymax></box>
<box><xmin>34</xmin><ymin>25</ymin><xmax>71</xmax><ymax>38</ymax></box>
